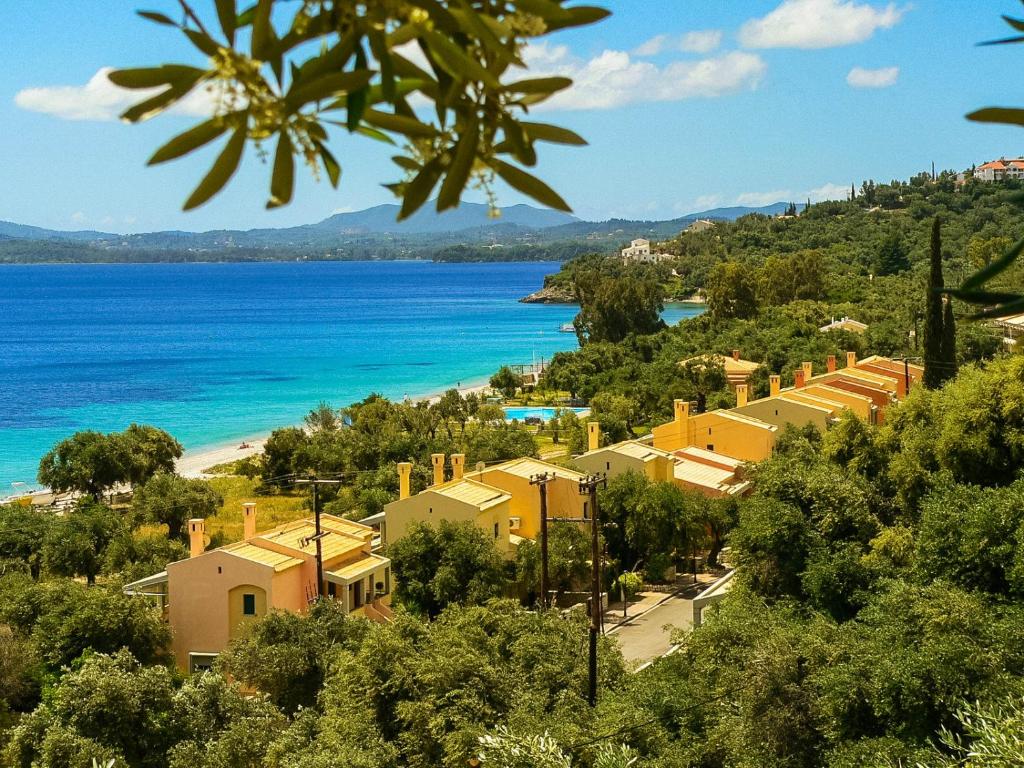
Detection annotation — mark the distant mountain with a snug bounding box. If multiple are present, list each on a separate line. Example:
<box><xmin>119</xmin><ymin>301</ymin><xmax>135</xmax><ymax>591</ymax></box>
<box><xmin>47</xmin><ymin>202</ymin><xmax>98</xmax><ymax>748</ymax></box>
<box><xmin>0</xmin><ymin>200</ymin><xmax>796</xmax><ymax>263</ymax></box>
<box><xmin>0</xmin><ymin>220</ymin><xmax>116</xmax><ymax>241</ymax></box>
<box><xmin>306</xmin><ymin>201</ymin><xmax>578</xmax><ymax>235</ymax></box>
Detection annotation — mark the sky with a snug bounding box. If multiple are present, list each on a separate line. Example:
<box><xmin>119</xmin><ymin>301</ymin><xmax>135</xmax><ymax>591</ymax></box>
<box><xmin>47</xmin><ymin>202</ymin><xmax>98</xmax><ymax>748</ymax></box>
<box><xmin>2</xmin><ymin>0</ymin><xmax>1023</xmax><ymax>233</ymax></box>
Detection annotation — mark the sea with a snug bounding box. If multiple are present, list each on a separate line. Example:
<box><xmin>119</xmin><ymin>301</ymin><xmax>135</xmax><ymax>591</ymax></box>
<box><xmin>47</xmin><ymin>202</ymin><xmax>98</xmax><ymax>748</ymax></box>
<box><xmin>0</xmin><ymin>260</ymin><xmax>703</xmax><ymax>490</ymax></box>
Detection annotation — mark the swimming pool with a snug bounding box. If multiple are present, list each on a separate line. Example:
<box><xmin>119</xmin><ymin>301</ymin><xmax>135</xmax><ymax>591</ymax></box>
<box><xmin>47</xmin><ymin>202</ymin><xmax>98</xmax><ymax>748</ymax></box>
<box><xmin>503</xmin><ymin>406</ymin><xmax>589</xmax><ymax>421</ymax></box>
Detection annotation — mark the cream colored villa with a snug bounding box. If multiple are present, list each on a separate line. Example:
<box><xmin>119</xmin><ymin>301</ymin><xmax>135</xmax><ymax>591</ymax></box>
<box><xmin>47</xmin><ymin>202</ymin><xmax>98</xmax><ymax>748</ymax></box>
<box><xmin>125</xmin><ymin>506</ymin><xmax>391</xmax><ymax>672</ymax></box>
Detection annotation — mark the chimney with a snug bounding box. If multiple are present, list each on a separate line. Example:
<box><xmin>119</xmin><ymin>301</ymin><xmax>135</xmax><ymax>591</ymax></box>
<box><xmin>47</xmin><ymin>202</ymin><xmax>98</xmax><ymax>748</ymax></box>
<box><xmin>674</xmin><ymin>399</ymin><xmax>690</xmax><ymax>423</ymax></box>
<box><xmin>846</xmin><ymin>350</ymin><xmax>857</xmax><ymax>368</ymax></box>
<box><xmin>451</xmin><ymin>453</ymin><xmax>465</xmax><ymax>481</ymax></box>
<box><xmin>827</xmin><ymin>355</ymin><xmax>836</xmax><ymax>373</ymax></box>
<box><xmin>794</xmin><ymin>368</ymin><xmax>806</xmax><ymax>389</ymax></box>
<box><xmin>188</xmin><ymin>518</ymin><xmax>205</xmax><ymax>558</ymax></box>
<box><xmin>431</xmin><ymin>453</ymin><xmax>445</xmax><ymax>486</ymax></box>
<box><xmin>242</xmin><ymin>502</ymin><xmax>257</xmax><ymax>541</ymax></box>
<box><xmin>398</xmin><ymin>462</ymin><xmax>412</xmax><ymax>500</ymax></box>
<box><xmin>802</xmin><ymin>361</ymin><xmax>813</xmax><ymax>382</ymax></box>
<box><xmin>587</xmin><ymin>422</ymin><xmax>600</xmax><ymax>452</ymax></box>
<box><xmin>736</xmin><ymin>384</ymin><xmax>748</xmax><ymax>408</ymax></box>
<box><xmin>769</xmin><ymin>375</ymin><xmax>781</xmax><ymax>398</ymax></box>
<box><xmin>731</xmin><ymin>349</ymin><xmax>741</xmax><ymax>361</ymax></box>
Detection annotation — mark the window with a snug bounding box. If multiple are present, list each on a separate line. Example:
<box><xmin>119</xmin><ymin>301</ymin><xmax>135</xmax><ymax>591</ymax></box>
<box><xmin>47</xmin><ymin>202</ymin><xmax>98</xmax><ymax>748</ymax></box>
<box><xmin>327</xmin><ymin>582</ymin><xmax>336</xmax><ymax>598</ymax></box>
<box><xmin>583</xmin><ymin>501</ymin><xmax>588</xmax><ymax>518</ymax></box>
<box><xmin>494</xmin><ymin>522</ymin><xmax>499</xmax><ymax>539</ymax></box>
<box><xmin>242</xmin><ymin>593</ymin><xmax>256</xmax><ymax>616</ymax></box>
<box><xmin>606</xmin><ymin>462</ymin><xmax>611</xmax><ymax>471</ymax></box>
<box><xmin>189</xmin><ymin>652</ymin><xmax>218</xmax><ymax>674</ymax></box>
<box><xmin>217</xmin><ymin>566</ymin><xmax>222</xmax><ymax>574</ymax></box>
<box><xmin>707</xmin><ymin>444</ymin><xmax>714</xmax><ymax>451</ymax></box>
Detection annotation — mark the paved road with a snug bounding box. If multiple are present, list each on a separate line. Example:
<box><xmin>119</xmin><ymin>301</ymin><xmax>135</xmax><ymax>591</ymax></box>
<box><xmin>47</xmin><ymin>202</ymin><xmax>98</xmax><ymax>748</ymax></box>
<box><xmin>609</xmin><ymin>594</ymin><xmax>694</xmax><ymax>665</ymax></box>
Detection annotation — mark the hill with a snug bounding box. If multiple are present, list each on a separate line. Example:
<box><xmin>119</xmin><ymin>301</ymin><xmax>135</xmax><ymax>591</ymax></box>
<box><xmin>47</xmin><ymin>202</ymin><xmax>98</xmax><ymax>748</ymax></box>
<box><xmin>0</xmin><ymin>200</ymin><xmax>795</xmax><ymax>264</ymax></box>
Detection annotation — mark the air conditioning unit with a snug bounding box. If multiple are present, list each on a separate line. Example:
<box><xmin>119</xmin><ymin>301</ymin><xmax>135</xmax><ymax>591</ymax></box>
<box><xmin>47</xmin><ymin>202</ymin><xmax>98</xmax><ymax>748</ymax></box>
<box><xmin>509</xmin><ymin>517</ymin><xmax>521</xmax><ymax>531</ymax></box>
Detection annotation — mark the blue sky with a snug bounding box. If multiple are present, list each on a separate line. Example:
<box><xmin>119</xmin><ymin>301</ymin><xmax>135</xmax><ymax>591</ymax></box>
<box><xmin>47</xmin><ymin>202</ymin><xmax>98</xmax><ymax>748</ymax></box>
<box><xmin>2</xmin><ymin>0</ymin><xmax>1022</xmax><ymax>232</ymax></box>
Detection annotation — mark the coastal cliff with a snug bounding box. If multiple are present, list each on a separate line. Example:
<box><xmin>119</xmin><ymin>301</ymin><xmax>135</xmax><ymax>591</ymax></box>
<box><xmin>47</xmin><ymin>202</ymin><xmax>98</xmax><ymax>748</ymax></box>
<box><xmin>519</xmin><ymin>285</ymin><xmax>576</xmax><ymax>304</ymax></box>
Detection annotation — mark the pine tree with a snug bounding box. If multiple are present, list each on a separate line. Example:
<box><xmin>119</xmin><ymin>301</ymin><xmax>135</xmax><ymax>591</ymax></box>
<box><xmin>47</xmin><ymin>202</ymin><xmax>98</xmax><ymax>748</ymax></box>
<box><xmin>850</xmin><ymin>182</ymin><xmax>856</xmax><ymax>201</ymax></box>
<box><xmin>941</xmin><ymin>297</ymin><xmax>958</xmax><ymax>378</ymax></box>
<box><xmin>923</xmin><ymin>217</ymin><xmax>946</xmax><ymax>389</ymax></box>
<box><xmin>877</xmin><ymin>230</ymin><xmax>910</xmax><ymax>275</ymax></box>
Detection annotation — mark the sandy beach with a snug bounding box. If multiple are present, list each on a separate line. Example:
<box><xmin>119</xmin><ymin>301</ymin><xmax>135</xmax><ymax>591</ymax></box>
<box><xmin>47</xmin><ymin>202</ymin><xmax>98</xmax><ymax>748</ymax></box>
<box><xmin>174</xmin><ymin>378</ymin><xmax>493</xmax><ymax>479</ymax></box>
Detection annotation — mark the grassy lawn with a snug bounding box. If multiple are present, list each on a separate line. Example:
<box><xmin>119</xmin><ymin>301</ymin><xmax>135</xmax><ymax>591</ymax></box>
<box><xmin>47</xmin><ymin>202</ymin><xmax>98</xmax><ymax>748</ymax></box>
<box><xmin>206</xmin><ymin>476</ymin><xmax>307</xmax><ymax>543</ymax></box>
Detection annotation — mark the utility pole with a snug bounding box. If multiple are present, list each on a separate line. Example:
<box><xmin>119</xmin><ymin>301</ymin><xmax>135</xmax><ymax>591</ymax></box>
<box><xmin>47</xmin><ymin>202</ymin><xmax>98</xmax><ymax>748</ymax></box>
<box><xmin>529</xmin><ymin>472</ymin><xmax>553</xmax><ymax>609</ymax></box>
<box><xmin>578</xmin><ymin>473</ymin><xmax>606</xmax><ymax>708</ymax></box>
<box><xmin>293</xmin><ymin>474</ymin><xmax>343</xmax><ymax>600</ymax></box>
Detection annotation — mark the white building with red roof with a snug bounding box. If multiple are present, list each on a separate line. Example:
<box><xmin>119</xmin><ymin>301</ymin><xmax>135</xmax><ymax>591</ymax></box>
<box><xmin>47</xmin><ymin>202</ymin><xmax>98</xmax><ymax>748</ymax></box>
<box><xmin>974</xmin><ymin>157</ymin><xmax>1024</xmax><ymax>182</ymax></box>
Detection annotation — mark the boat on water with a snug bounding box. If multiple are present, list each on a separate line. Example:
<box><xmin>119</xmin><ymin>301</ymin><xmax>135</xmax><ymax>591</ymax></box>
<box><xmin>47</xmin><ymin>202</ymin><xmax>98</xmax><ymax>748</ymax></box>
<box><xmin>559</xmin><ymin>323</ymin><xmax>575</xmax><ymax>333</ymax></box>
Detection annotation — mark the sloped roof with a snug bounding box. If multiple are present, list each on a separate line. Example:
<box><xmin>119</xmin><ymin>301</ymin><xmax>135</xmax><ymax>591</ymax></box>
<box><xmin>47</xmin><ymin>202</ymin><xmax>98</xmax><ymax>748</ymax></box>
<box><xmin>675</xmin><ymin>446</ymin><xmax>745</xmax><ymax>470</ymax></box>
<box><xmin>223</xmin><ymin>542</ymin><xmax>304</xmax><ymax>571</ymax></box>
<box><xmin>481</xmin><ymin>457</ymin><xmax>587</xmax><ymax>482</ymax></box>
<box><xmin>590</xmin><ymin>440</ymin><xmax>674</xmax><ymax>463</ymax></box>
<box><xmin>679</xmin><ymin>353</ymin><xmax>761</xmax><ymax>374</ymax></box>
<box><xmin>430</xmin><ymin>478</ymin><xmax>511</xmax><ymax>510</ymax></box>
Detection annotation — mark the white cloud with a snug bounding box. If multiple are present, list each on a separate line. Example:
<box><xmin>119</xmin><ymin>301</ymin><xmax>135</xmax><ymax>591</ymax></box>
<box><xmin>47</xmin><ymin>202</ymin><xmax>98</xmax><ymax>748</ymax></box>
<box><xmin>634</xmin><ymin>34</ymin><xmax>670</xmax><ymax>56</ymax></box>
<box><xmin>523</xmin><ymin>43</ymin><xmax>765</xmax><ymax>111</ymax></box>
<box><xmin>70</xmin><ymin>211</ymin><xmax>87</xmax><ymax>224</ymax></box>
<box><xmin>692</xmin><ymin>194</ymin><xmax>724</xmax><ymax>210</ymax></box>
<box><xmin>634</xmin><ymin>30</ymin><xmax>722</xmax><ymax>56</ymax></box>
<box><xmin>736</xmin><ymin>190</ymin><xmax>791</xmax><ymax>206</ymax></box>
<box><xmin>739</xmin><ymin>0</ymin><xmax>904</xmax><ymax>49</ymax></box>
<box><xmin>14</xmin><ymin>67</ymin><xmax>217</xmax><ymax>122</ymax></box>
<box><xmin>681</xmin><ymin>30</ymin><xmax>723</xmax><ymax>54</ymax></box>
<box><xmin>846</xmin><ymin>65</ymin><xmax>899</xmax><ymax>88</ymax></box>
<box><xmin>807</xmin><ymin>182</ymin><xmax>850</xmax><ymax>201</ymax></box>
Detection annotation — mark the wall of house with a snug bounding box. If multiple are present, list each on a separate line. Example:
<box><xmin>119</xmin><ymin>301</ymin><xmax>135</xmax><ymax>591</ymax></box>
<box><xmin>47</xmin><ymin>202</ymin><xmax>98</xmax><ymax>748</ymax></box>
<box><xmin>383</xmin><ymin>491</ymin><xmax>514</xmax><ymax>556</ymax></box>
<box><xmin>732</xmin><ymin>398</ymin><xmax>833</xmax><ymax>432</ymax></box>
<box><xmin>576</xmin><ymin>450</ymin><xmax>642</xmax><ymax>482</ymax></box>
<box><xmin>651</xmin><ymin>418</ymin><xmax>688</xmax><ymax>453</ymax></box>
<box><xmin>800</xmin><ymin>385</ymin><xmax>874</xmax><ymax>420</ymax></box>
<box><xmin>474</xmin><ymin>469</ymin><xmax>586</xmax><ymax>540</ymax></box>
<box><xmin>687</xmin><ymin>412</ymin><xmax>775</xmax><ymax>462</ymax></box>
<box><xmin>384</xmin><ymin>492</ymin><xmax>479</xmax><ymax>545</ymax></box>
<box><xmin>167</xmin><ymin>550</ymin><xmax>275</xmax><ymax>670</ymax></box>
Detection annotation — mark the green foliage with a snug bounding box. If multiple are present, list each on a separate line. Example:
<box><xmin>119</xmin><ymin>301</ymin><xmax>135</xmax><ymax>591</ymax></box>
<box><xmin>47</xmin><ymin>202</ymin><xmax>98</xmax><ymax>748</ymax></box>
<box><xmin>37</xmin><ymin>425</ymin><xmax>182</xmax><ymax>497</ymax></box>
<box><xmin>0</xmin><ymin>505</ymin><xmax>55</xmax><ymax>579</ymax></box>
<box><xmin>915</xmin><ymin>480</ymin><xmax>1024</xmax><ymax>595</ymax></box>
<box><xmin>923</xmin><ymin>217</ymin><xmax>954</xmax><ymax>388</ymax></box>
<box><xmin>875</xmin><ymin>229</ymin><xmax>910</xmax><ymax>276</ymax></box>
<box><xmin>0</xmin><ymin>575</ymin><xmax>170</xmax><ymax>669</ymax></box>
<box><xmin>388</xmin><ymin>521</ymin><xmax>508</xmax><ymax>617</ymax></box>
<box><xmin>132</xmin><ymin>473</ymin><xmax>223</xmax><ymax>541</ymax></box>
<box><xmin>705</xmin><ymin>261</ymin><xmax>759</xmax><ymax>321</ymax></box>
<box><xmin>919</xmin><ymin>695</ymin><xmax>1024</xmax><ymax>767</ymax></box>
<box><xmin>490</xmin><ymin>366</ymin><xmax>521</xmax><ymax>399</ymax></box>
<box><xmin>572</xmin><ymin>273</ymin><xmax>666</xmax><ymax>344</ymax></box>
<box><xmin>113</xmin><ymin>0</ymin><xmax>608</xmax><ymax>215</ymax></box>
<box><xmin>42</xmin><ymin>502</ymin><xmax>121</xmax><ymax>584</ymax></box>
<box><xmin>217</xmin><ymin>600</ymin><xmax>369</xmax><ymax>713</ymax></box>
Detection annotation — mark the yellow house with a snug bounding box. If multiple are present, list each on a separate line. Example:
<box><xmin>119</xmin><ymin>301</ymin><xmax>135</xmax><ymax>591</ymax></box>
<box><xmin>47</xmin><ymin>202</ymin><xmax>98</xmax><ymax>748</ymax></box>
<box><xmin>732</xmin><ymin>391</ymin><xmax>835</xmax><ymax>433</ymax></box>
<box><xmin>125</xmin><ymin>508</ymin><xmax>391</xmax><ymax>672</ymax></box>
<box><xmin>679</xmin><ymin>350</ymin><xmax>761</xmax><ymax>391</ymax></box>
<box><xmin>652</xmin><ymin>399</ymin><xmax>778</xmax><ymax>462</ymax></box>
<box><xmin>379</xmin><ymin>454</ymin><xmax>587</xmax><ymax>555</ymax></box>
<box><xmin>381</xmin><ymin>477</ymin><xmax>513</xmax><ymax>555</ymax></box>
<box><xmin>465</xmin><ymin>457</ymin><xmax>588</xmax><ymax>541</ymax></box>
<box><xmin>575</xmin><ymin>440</ymin><xmax>676</xmax><ymax>483</ymax></box>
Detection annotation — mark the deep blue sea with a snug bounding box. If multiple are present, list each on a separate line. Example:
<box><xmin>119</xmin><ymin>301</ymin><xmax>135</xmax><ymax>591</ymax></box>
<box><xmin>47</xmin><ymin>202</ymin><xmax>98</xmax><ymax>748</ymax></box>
<box><xmin>0</xmin><ymin>261</ymin><xmax>702</xmax><ymax>490</ymax></box>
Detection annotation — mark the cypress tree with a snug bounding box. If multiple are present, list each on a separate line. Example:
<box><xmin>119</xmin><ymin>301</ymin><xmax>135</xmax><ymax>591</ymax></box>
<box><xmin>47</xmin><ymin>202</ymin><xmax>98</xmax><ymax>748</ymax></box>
<box><xmin>923</xmin><ymin>217</ymin><xmax>946</xmax><ymax>389</ymax></box>
<box><xmin>941</xmin><ymin>297</ymin><xmax>957</xmax><ymax>378</ymax></box>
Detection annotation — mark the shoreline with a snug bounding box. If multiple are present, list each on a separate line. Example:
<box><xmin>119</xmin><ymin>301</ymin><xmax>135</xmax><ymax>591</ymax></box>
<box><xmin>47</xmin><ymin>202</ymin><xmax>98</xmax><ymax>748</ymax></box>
<box><xmin>5</xmin><ymin>376</ymin><xmax>497</xmax><ymax>502</ymax></box>
<box><xmin>175</xmin><ymin>377</ymin><xmax>493</xmax><ymax>479</ymax></box>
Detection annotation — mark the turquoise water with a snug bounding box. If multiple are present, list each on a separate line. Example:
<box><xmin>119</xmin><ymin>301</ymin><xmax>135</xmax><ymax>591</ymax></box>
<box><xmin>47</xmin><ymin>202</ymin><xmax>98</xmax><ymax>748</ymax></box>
<box><xmin>0</xmin><ymin>261</ymin><xmax>703</xmax><ymax>489</ymax></box>
<box><xmin>503</xmin><ymin>406</ymin><xmax>589</xmax><ymax>421</ymax></box>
